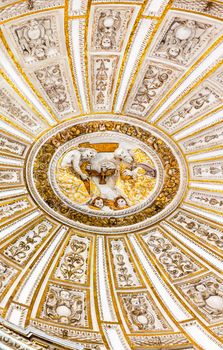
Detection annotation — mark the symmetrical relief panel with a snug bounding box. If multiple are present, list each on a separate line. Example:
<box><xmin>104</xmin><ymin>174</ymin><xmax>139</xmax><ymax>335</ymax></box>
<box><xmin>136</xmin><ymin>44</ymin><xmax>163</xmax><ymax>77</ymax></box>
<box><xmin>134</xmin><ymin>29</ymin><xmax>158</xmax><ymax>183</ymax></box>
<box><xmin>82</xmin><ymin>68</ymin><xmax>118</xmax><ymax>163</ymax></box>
<box><xmin>150</xmin><ymin>12</ymin><xmax>222</xmax><ymax>67</ymax></box>
<box><xmin>26</xmin><ymin>115</ymin><xmax>187</xmax><ymax>233</ymax></box>
<box><xmin>3</xmin><ymin>218</ymin><xmax>55</xmax><ymax>265</ymax></box>
<box><xmin>125</xmin><ymin>61</ymin><xmax>181</xmax><ymax>118</ymax></box>
<box><xmin>39</xmin><ymin>283</ymin><xmax>90</xmax><ymax>328</ymax></box>
<box><xmin>129</xmin><ymin>333</ymin><xmax>190</xmax><ymax>348</ymax></box>
<box><xmin>118</xmin><ymin>291</ymin><xmax>171</xmax><ymax>332</ymax></box>
<box><xmin>10</xmin><ymin>227</ymin><xmax>67</xmax><ymax>310</ymax></box>
<box><xmin>31</xmin><ymin>62</ymin><xmax>77</xmax><ymax>118</ymax></box>
<box><xmin>3</xmin><ymin>11</ymin><xmax>63</xmax><ymax>64</ymax></box>
<box><xmin>0</xmin><ymin>82</ymin><xmax>47</xmax><ymax>135</ymax></box>
<box><xmin>53</xmin><ymin>233</ymin><xmax>92</xmax><ymax>285</ymax></box>
<box><xmin>10</xmin><ymin>16</ymin><xmax>60</xmax><ymax>64</ymax></box>
<box><xmin>211</xmin><ymin>65</ymin><xmax>223</xmax><ymax>89</ymax></box>
<box><xmin>189</xmin><ymin>159</ymin><xmax>223</xmax><ymax>181</ymax></box>
<box><xmin>0</xmin><ymin>196</ymin><xmax>35</xmax><ymax>227</ymax></box>
<box><xmin>0</xmin><ymin>0</ymin><xmax>64</xmax><ymax>22</ymax></box>
<box><xmin>88</xmin><ymin>5</ymin><xmax>138</xmax><ymax>112</ymax></box>
<box><xmin>168</xmin><ymin>209</ymin><xmax>223</xmax><ymax>252</ymax></box>
<box><xmin>0</xmin><ymin>258</ymin><xmax>18</xmax><ymax>299</ymax></box>
<box><xmin>159</xmin><ymin>82</ymin><xmax>222</xmax><ymax>133</ymax></box>
<box><xmin>91</xmin><ymin>56</ymin><xmax>118</xmax><ymax>111</ymax></box>
<box><xmin>2</xmin><ymin>10</ymin><xmax>80</xmax><ymax>119</ymax></box>
<box><xmin>0</xmin><ymin>132</ymin><xmax>28</xmax><ymax>157</ymax></box>
<box><xmin>0</xmin><ymin>167</ymin><xmax>23</xmax><ymax>187</ymax></box>
<box><xmin>90</xmin><ymin>6</ymin><xmax>135</xmax><ymax>52</ymax></box>
<box><xmin>176</xmin><ymin>274</ymin><xmax>223</xmax><ymax>324</ymax></box>
<box><xmin>108</xmin><ymin>237</ymin><xmax>143</xmax><ymax>288</ymax></box>
<box><xmin>141</xmin><ymin>227</ymin><xmax>203</xmax><ymax>280</ymax></box>
<box><xmin>172</xmin><ymin>0</ymin><xmax>223</xmax><ymax>20</ymax></box>
<box><xmin>179</xmin><ymin>123</ymin><xmax>223</xmax><ymax>154</ymax></box>
<box><xmin>186</xmin><ymin>189</ymin><xmax>223</xmax><ymax>213</ymax></box>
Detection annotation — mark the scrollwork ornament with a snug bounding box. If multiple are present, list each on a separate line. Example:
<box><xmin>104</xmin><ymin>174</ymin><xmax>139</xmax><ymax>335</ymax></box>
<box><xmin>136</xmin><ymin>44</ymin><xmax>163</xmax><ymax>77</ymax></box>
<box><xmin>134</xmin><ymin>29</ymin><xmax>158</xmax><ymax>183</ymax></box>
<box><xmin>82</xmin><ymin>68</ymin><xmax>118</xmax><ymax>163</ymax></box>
<box><xmin>144</xmin><ymin>229</ymin><xmax>200</xmax><ymax>279</ymax></box>
<box><xmin>55</xmin><ymin>236</ymin><xmax>90</xmax><ymax>283</ymax></box>
<box><xmin>41</xmin><ymin>284</ymin><xmax>88</xmax><ymax>327</ymax></box>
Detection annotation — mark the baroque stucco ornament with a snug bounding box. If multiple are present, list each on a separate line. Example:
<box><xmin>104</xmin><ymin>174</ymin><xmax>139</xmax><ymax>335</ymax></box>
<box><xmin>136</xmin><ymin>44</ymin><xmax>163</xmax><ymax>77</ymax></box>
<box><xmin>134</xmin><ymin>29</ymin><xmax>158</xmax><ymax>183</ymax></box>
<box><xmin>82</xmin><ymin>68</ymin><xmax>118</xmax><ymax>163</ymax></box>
<box><xmin>0</xmin><ymin>1</ymin><xmax>223</xmax><ymax>348</ymax></box>
<box><xmin>26</xmin><ymin>115</ymin><xmax>187</xmax><ymax>233</ymax></box>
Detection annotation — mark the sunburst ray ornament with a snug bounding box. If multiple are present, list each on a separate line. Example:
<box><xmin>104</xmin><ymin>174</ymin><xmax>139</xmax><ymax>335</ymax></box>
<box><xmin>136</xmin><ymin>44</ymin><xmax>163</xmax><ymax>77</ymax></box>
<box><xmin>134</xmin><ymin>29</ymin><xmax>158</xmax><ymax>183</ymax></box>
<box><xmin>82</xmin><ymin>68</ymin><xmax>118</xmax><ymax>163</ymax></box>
<box><xmin>0</xmin><ymin>0</ymin><xmax>222</xmax><ymax>349</ymax></box>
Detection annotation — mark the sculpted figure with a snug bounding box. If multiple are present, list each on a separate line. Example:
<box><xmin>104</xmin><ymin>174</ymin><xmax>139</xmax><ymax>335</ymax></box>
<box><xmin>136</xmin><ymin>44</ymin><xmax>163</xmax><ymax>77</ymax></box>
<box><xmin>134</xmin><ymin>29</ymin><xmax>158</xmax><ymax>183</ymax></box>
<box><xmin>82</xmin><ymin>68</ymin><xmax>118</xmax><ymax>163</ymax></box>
<box><xmin>90</xmin><ymin>197</ymin><xmax>105</xmax><ymax>210</ymax></box>
<box><xmin>61</xmin><ymin>148</ymin><xmax>97</xmax><ymax>180</ymax></box>
<box><xmin>114</xmin><ymin>196</ymin><xmax>129</xmax><ymax>209</ymax></box>
<box><xmin>114</xmin><ymin>146</ymin><xmax>157</xmax><ymax>206</ymax></box>
<box><xmin>114</xmin><ymin>146</ymin><xmax>156</xmax><ymax>178</ymax></box>
<box><xmin>89</xmin><ymin>196</ymin><xmax>114</xmax><ymax>211</ymax></box>
<box><xmin>57</xmin><ymin>148</ymin><xmax>100</xmax><ymax>205</ymax></box>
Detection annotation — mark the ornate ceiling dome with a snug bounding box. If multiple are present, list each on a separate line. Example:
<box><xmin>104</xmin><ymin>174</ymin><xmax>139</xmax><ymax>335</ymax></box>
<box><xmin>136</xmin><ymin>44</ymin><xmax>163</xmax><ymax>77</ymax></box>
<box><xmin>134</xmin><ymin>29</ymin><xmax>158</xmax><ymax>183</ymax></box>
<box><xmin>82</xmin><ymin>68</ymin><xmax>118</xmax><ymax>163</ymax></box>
<box><xmin>0</xmin><ymin>1</ymin><xmax>222</xmax><ymax>350</ymax></box>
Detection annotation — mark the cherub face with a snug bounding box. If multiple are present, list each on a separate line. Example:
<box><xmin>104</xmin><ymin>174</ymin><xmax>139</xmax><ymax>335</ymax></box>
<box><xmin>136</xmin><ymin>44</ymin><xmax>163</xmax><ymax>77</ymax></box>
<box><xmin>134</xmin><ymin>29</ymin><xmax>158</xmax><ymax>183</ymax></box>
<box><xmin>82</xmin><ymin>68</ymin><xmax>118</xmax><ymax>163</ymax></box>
<box><xmin>30</xmin><ymin>20</ymin><xmax>39</xmax><ymax>30</ymax></box>
<box><xmin>187</xmin><ymin>20</ymin><xmax>196</xmax><ymax>28</ymax></box>
<box><xmin>168</xmin><ymin>47</ymin><xmax>180</xmax><ymax>58</ymax></box>
<box><xmin>114</xmin><ymin>148</ymin><xmax>133</xmax><ymax>163</ymax></box>
<box><xmin>95</xmin><ymin>198</ymin><xmax>104</xmax><ymax>208</ymax></box>
<box><xmin>35</xmin><ymin>47</ymin><xmax>45</xmax><ymax>59</ymax></box>
<box><xmin>196</xmin><ymin>284</ymin><xmax>206</xmax><ymax>292</ymax></box>
<box><xmin>101</xmin><ymin>36</ymin><xmax>112</xmax><ymax>49</ymax></box>
<box><xmin>60</xmin><ymin>316</ymin><xmax>69</xmax><ymax>323</ymax></box>
<box><xmin>117</xmin><ymin>198</ymin><xmax>127</xmax><ymax>208</ymax></box>
<box><xmin>51</xmin><ymin>95</ymin><xmax>60</xmax><ymax>103</ymax></box>
<box><xmin>82</xmin><ymin>149</ymin><xmax>97</xmax><ymax>160</ymax></box>
<box><xmin>131</xmin><ymin>297</ymin><xmax>140</xmax><ymax>306</ymax></box>
<box><xmin>60</xmin><ymin>291</ymin><xmax>70</xmax><ymax>300</ymax></box>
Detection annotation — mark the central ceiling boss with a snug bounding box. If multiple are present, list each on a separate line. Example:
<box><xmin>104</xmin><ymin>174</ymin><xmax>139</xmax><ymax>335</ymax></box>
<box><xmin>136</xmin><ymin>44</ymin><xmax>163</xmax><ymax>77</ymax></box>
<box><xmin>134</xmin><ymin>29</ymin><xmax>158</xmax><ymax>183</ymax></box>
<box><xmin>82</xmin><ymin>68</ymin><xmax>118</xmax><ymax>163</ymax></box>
<box><xmin>26</xmin><ymin>115</ymin><xmax>187</xmax><ymax>233</ymax></box>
